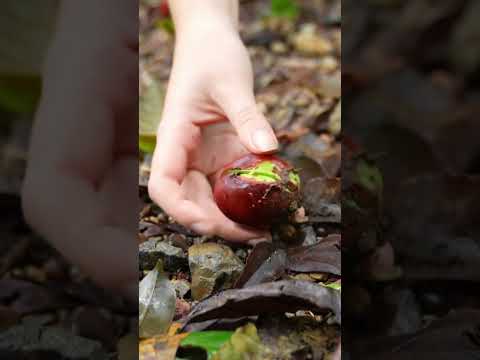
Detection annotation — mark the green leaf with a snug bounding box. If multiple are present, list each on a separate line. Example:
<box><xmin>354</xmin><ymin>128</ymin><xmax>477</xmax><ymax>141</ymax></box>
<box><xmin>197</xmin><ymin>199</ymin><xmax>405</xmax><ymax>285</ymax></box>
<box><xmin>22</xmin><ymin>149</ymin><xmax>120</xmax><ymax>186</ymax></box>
<box><xmin>180</xmin><ymin>331</ymin><xmax>233</xmax><ymax>359</ymax></box>
<box><xmin>139</xmin><ymin>76</ymin><xmax>164</xmax><ymax>154</ymax></box>
<box><xmin>322</xmin><ymin>281</ymin><xmax>341</xmax><ymax>291</ymax></box>
<box><xmin>139</xmin><ymin>134</ymin><xmax>157</xmax><ymax>154</ymax></box>
<box><xmin>155</xmin><ymin>18</ymin><xmax>175</xmax><ymax>35</ymax></box>
<box><xmin>355</xmin><ymin>159</ymin><xmax>383</xmax><ymax>196</ymax></box>
<box><xmin>0</xmin><ymin>75</ymin><xmax>41</xmax><ymax>113</ymax></box>
<box><xmin>270</xmin><ymin>0</ymin><xmax>299</xmax><ymax>19</ymax></box>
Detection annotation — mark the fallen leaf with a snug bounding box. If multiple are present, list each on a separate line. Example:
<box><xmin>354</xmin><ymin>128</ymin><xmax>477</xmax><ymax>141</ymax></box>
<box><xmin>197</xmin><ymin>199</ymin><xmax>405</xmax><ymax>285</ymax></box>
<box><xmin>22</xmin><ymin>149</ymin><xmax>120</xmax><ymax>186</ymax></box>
<box><xmin>303</xmin><ymin>177</ymin><xmax>341</xmax><ymax>223</ymax></box>
<box><xmin>234</xmin><ymin>242</ymin><xmax>274</xmax><ymax>288</ymax></box>
<box><xmin>140</xmin><ymin>331</ymin><xmax>188</xmax><ymax>360</ymax></box>
<box><xmin>349</xmin><ymin>309</ymin><xmax>480</xmax><ymax>359</ymax></box>
<box><xmin>181</xmin><ymin>330</ymin><xmax>233</xmax><ymax>358</ymax></box>
<box><xmin>242</xmin><ymin>249</ymin><xmax>287</xmax><ymax>287</ymax></box>
<box><xmin>139</xmin><ymin>260</ymin><xmax>176</xmax><ymax>338</ymax></box>
<box><xmin>182</xmin><ymin>280</ymin><xmax>341</xmax><ymax>332</ymax></box>
<box><xmin>390</xmin><ymin>175</ymin><xmax>480</xmax><ymax>282</ymax></box>
<box><xmin>287</xmin><ymin>234</ymin><xmax>341</xmax><ymax>275</ymax></box>
<box><xmin>139</xmin><ymin>74</ymin><xmax>164</xmax><ymax>153</ymax></box>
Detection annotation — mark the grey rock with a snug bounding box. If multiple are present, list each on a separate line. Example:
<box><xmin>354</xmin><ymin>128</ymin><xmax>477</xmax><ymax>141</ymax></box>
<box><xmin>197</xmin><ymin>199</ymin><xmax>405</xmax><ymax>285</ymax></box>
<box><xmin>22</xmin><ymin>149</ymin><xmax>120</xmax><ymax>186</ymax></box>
<box><xmin>189</xmin><ymin>243</ymin><xmax>245</xmax><ymax>301</ymax></box>
<box><xmin>0</xmin><ymin>323</ymin><xmax>108</xmax><ymax>360</ymax></box>
<box><xmin>170</xmin><ymin>279</ymin><xmax>191</xmax><ymax>299</ymax></box>
<box><xmin>139</xmin><ymin>237</ymin><xmax>187</xmax><ymax>272</ymax></box>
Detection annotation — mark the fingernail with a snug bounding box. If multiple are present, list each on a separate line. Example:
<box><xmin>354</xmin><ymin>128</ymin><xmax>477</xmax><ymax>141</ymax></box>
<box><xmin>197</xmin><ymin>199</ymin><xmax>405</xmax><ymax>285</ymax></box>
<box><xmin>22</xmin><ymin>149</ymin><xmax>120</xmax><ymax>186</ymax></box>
<box><xmin>251</xmin><ymin>128</ymin><xmax>278</xmax><ymax>153</ymax></box>
<box><xmin>122</xmin><ymin>282</ymin><xmax>138</xmax><ymax>306</ymax></box>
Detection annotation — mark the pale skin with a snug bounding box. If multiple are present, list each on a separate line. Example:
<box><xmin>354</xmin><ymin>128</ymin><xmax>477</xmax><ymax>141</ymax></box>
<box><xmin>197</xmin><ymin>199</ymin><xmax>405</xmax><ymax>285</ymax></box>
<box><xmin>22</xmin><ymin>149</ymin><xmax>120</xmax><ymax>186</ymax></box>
<box><xmin>149</xmin><ymin>0</ymin><xmax>279</xmax><ymax>241</ymax></box>
<box><xmin>22</xmin><ymin>0</ymin><xmax>277</xmax><ymax>301</ymax></box>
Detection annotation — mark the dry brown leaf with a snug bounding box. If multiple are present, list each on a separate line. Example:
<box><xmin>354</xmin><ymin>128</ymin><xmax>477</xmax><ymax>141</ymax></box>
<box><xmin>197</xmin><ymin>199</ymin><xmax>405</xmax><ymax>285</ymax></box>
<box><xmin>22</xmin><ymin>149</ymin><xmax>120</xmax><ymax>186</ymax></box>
<box><xmin>139</xmin><ymin>323</ymin><xmax>188</xmax><ymax>360</ymax></box>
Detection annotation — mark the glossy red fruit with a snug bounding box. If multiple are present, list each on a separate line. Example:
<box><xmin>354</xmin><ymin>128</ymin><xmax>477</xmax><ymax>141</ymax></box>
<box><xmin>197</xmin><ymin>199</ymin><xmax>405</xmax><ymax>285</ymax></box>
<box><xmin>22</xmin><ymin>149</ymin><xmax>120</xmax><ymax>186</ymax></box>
<box><xmin>159</xmin><ymin>0</ymin><xmax>170</xmax><ymax>17</ymax></box>
<box><xmin>213</xmin><ymin>154</ymin><xmax>301</xmax><ymax>227</ymax></box>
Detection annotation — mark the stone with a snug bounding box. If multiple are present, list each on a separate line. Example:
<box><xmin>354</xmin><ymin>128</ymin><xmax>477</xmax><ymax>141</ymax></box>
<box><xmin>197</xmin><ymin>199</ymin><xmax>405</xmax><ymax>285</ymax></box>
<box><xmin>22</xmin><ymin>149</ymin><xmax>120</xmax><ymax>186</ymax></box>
<box><xmin>170</xmin><ymin>279</ymin><xmax>191</xmax><ymax>299</ymax></box>
<box><xmin>139</xmin><ymin>237</ymin><xmax>187</xmax><ymax>272</ymax></box>
<box><xmin>168</xmin><ymin>233</ymin><xmax>191</xmax><ymax>251</ymax></box>
<box><xmin>188</xmin><ymin>243</ymin><xmax>245</xmax><ymax>301</ymax></box>
<box><xmin>235</xmin><ymin>248</ymin><xmax>248</xmax><ymax>262</ymax></box>
<box><xmin>0</xmin><ymin>322</ymin><xmax>109</xmax><ymax>360</ymax></box>
<box><xmin>291</xmin><ymin>24</ymin><xmax>333</xmax><ymax>56</ymax></box>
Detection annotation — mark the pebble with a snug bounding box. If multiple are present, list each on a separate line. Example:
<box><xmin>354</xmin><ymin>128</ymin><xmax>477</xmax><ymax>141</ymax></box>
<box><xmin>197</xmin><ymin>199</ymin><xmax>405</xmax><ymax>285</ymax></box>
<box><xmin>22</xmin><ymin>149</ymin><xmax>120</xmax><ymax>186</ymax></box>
<box><xmin>170</xmin><ymin>279</ymin><xmax>191</xmax><ymax>299</ymax></box>
<box><xmin>139</xmin><ymin>237</ymin><xmax>188</xmax><ymax>272</ymax></box>
<box><xmin>291</xmin><ymin>23</ymin><xmax>333</xmax><ymax>56</ymax></box>
<box><xmin>188</xmin><ymin>243</ymin><xmax>245</xmax><ymax>301</ymax></box>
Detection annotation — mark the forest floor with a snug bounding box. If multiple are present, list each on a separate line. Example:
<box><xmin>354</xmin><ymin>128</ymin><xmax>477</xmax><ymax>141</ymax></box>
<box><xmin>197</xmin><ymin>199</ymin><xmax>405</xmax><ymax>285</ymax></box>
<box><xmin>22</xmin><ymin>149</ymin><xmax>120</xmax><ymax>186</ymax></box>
<box><xmin>139</xmin><ymin>0</ymin><xmax>341</xmax><ymax>359</ymax></box>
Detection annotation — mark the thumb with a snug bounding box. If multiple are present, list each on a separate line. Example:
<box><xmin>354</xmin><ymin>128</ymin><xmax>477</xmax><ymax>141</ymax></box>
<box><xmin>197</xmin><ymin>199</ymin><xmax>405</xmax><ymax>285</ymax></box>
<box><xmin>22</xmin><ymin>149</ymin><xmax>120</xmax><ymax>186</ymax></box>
<box><xmin>219</xmin><ymin>92</ymin><xmax>278</xmax><ymax>154</ymax></box>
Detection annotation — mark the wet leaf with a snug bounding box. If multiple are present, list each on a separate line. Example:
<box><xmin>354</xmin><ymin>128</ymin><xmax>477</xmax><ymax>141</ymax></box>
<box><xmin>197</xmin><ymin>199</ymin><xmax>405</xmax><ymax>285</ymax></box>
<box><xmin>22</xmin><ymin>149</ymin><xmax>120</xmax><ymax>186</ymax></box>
<box><xmin>139</xmin><ymin>260</ymin><xmax>176</xmax><ymax>338</ymax></box>
<box><xmin>180</xmin><ymin>331</ymin><xmax>233</xmax><ymax>358</ymax></box>
<box><xmin>182</xmin><ymin>280</ymin><xmax>341</xmax><ymax>332</ymax></box>
<box><xmin>351</xmin><ymin>310</ymin><xmax>480</xmax><ymax>360</ymax></box>
<box><xmin>234</xmin><ymin>242</ymin><xmax>274</xmax><ymax>288</ymax></box>
<box><xmin>390</xmin><ymin>175</ymin><xmax>480</xmax><ymax>282</ymax></box>
<box><xmin>303</xmin><ymin>177</ymin><xmax>341</xmax><ymax>223</ymax></box>
<box><xmin>242</xmin><ymin>249</ymin><xmax>287</xmax><ymax>287</ymax></box>
<box><xmin>287</xmin><ymin>234</ymin><xmax>341</xmax><ymax>275</ymax></box>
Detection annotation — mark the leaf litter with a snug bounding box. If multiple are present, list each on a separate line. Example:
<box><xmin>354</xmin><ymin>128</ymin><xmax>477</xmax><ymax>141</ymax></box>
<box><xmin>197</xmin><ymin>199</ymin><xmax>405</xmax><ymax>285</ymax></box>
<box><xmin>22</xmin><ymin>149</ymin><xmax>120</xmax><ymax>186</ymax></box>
<box><xmin>138</xmin><ymin>0</ymin><xmax>341</xmax><ymax>358</ymax></box>
<box><xmin>343</xmin><ymin>0</ymin><xmax>480</xmax><ymax>357</ymax></box>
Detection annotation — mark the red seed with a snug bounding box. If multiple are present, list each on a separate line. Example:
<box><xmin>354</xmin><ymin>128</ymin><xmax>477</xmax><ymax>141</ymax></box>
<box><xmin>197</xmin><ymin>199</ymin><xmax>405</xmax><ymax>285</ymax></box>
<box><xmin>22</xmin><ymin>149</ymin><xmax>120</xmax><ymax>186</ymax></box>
<box><xmin>213</xmin><ymin>154</ymin><xmax>300</xmax><ymax>227</ymax></box>
<box><xmin>159</xmin><ymin>0</ymin><xmax>170</xmax><ymax>17</ymax></box>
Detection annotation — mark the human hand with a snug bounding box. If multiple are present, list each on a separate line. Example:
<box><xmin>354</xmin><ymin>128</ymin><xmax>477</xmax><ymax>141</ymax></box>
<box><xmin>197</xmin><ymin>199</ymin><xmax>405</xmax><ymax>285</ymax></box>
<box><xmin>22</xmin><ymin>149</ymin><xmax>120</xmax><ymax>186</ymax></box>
<box><xmin>21</xmin><ymin>0</ymin><xmax>138</xmax><ymax>301</ymax></box>
<box><xmin>148</xmin><ymin>0</ymin><xmax>279</xmax><ymax>242</ymax></box>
